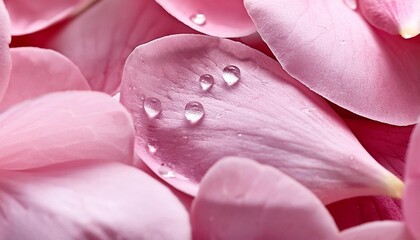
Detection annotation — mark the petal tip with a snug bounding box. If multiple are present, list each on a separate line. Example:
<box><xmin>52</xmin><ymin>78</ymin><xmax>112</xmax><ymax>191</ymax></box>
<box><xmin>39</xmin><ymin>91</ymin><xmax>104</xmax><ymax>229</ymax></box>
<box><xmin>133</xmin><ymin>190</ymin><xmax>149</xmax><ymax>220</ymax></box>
<box><xmin>399</xmin><ymin>25</ymin><xmax>420</xmax><ymax>39</ymax></box>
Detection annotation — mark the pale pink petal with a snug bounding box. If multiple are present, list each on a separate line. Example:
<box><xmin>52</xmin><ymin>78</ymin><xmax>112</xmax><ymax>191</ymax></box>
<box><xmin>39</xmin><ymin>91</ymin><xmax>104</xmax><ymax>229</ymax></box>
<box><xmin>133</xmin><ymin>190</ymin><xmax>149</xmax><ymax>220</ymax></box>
<box><xmin>155</xmin><ymin>0</ymin><xmax>255</xmax><ymax>37</ymax></box>
<box><xmin>191</xmin><ymin>157</ymin><xmax>339</xmax><ymax>240</ymax></box>
<box><xmin>0</xmin><ymin>91</ymin><xmax>135</xmax><ymax>169</ymax></box>
<box><xmin>404</xmin><ymin>123</ymin><xmax>420</xmax><ymax>239</ymax></box>
<box><xmin>120</xmin><ymin>34</ymin><xmax>402</xmax><ymax>203</ymax></box>
<box><xmin>4</xmin><ymin>0</ymin><xmax>96</xmax><ymax>36</ymax></box>
<box><xmin>0</xmin><ymin>47</ymin><xmax>90</xmax><ymax>111</ymax></box>
<box><xmin>27</xmin><ymin>0</ymin><xmax>194</xmax><ymax>94</ymax></box>
<box><xmin>359</xmin><ymin>0</ymin><xmax>420</xmax><ymax>38</ymax></box>
<box><xmin>0</xmin><ymin>160</ymin><xmax>191</xmax><ymax>240</ymax></box>
<box><xmin>0</xmin><ymin>1</ymin><xmax>11</xmax><ymax>102</ymax></box>
<box><xmin>245</xmin><ymin>0</ymin><xmax>420</xmax><ymax>125</ymax></box>
<box><xmin>341</xmin><ymin>221</ymin><xmax>414</xmax><ymax>240</ymax></box>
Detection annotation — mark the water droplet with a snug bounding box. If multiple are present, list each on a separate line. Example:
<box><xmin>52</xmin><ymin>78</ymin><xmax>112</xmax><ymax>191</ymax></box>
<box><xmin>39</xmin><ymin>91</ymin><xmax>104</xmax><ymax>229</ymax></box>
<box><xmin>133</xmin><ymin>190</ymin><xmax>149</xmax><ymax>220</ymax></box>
<box><xmin>223</xmin><ymin>65</ymin><xmax>241</xmax><ymax>86</ymax></box>
<box><xmin>237</xmin><ymin>133</ymin><xmax>243</xmax><ymax>137</ymax></box>
<box><xmin>199</xmin><ymin>74</ymin><xmax>214</xmax><ymax>91</ymax></box>
<box><xmin>158</xmin><ymin>165</ymin><xmax>176</xmax><ymax>178</ymax></box>
<box><xmin>185</xmin><ymin>101</ymin><xmax>204</xmax><ymax>124</ymax></box>
<box><xmin>147</xmin><ymin>138</ymin><xmax>158</xmax><ymax>154</ymax></box>
<box><xmin>143</xmin><ymin>97</ymin><xmax>162</xmax><ymax>118</ymax></box>
<box><xmin>190</xmin><ymin>13</ymin><xmax>206</xmax><ymax>26</ymax></box>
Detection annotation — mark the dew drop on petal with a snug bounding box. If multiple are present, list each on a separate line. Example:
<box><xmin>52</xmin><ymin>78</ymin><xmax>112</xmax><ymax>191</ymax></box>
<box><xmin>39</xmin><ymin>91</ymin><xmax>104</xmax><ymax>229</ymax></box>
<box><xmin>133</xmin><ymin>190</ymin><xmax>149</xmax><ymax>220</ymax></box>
<box><xmin>223</xmin><ymin>65</ymin><xmax>241</xmax><ymax>86</ymax></box>
<box><xmin>190</xmin><ymin>13</ymin><xmax>206</xmax><ymax>26</ymax></box>
<box><xmin>147</xmin><ymin>138</ymin><xmax>158</xmax><ymax>154</ymax></box>
<box><xmin>158</xmin><ymin>165</ymin><xmax>176</xmax><ymax>178</ymax></box>
<box><xmin>143</xmin><ymin>97</ymin><xmax>162</xmax><ymax>118</ymax></box>
<box><xmin>185</xmin><ymin>101</ymin><xmax>204</xmax><ymax>124</ymax></box>
<box><xmin>199</xmin><ymin>74</ymin><xmax>214</xmax><ymax>91</ymax></box>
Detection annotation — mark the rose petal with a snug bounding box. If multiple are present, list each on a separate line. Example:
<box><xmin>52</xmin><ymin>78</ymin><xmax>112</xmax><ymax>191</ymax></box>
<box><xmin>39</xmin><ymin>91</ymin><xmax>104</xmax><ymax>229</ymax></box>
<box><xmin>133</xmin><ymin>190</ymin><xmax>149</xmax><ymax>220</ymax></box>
<box><xmin>0</xmin><ymin>160</ymin><xmax>191</xmax><ymax>239</ymax></box>
<box><xmin>26</xmin><ymin>0</ymin><xmax>194</xmax><ymax>94</ymax></box>
<box><xmin>245</xmin><ymin>0</ymin><xmax>420</xmax><ymax>125</ymax></box>
<box><xmin>155</xmin><ymin>0</ymin><xmax>255</xmax><ymax>37</ymax></box>
<box><xmin>0</xmin><ymin>1</ymin><xmax>11</xmax><ymax>102</ymax></box>
<box><xmin>4</xmin><ymin>0</ymin><xmax>95</xmax><ymax>36</ymax></box>
<box><xmin>0</xmin><ymin>47</ymin><xmax>90</xmax><ymax>111</ymax></box>
<box><xmin>121</xmin><ymin>34</ymin><xmax>402</xmax><ymax>203</ymax></box>
<box><xmin>404</xmin><ymin>122</ymin><xmax>420</xmax><ymax>239</ymax></box>
<box><xmin>191</xmin><ymin>157</ymin><xmax>339</xmax><ymax>240</ymax></box>
<box><xmin>340</xmin><ymin>221</ymin><xmax>414</xmax><ymax>240</ymax></box>
<box><xmin>0</xmin><ymin>91</ymin><xmax>135</xmax><ymax>169</ymax></box>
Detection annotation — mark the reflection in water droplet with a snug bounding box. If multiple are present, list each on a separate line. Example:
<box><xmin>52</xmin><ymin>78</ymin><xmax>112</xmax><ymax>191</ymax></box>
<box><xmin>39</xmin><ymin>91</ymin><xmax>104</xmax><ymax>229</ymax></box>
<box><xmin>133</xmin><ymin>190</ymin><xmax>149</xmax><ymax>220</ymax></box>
<box><xmin>199</xmin><ymin>74</ymin><xmax>214</xmax><ymax>91</ymax></box>
<box><xmin>185</xmin><ymin>101</ymin><xmax>204</xmax><ymax>124</ymax></box>
<box><xmin>143</xmin><ymin>97</ymin><xmax>162</xmax><ymax>118</ymax></box>
<box><xmin>147</xmin><ymin>138</ymin><xmax>158</xmax><ymax>154</ymax></box>
<box><xmin>158</xmin><ymin>165</ymin><xmax>176</xmax><ymax>178</ymax></box>
<box><xmin>190</xmin><ymin>13</ymin><xmax>206</xmax><ymax>26</ymax></box>
<box><xmin>223</xmin><ymin>65</ymin><xmax>241</xmax><ymax>86</ymax></box>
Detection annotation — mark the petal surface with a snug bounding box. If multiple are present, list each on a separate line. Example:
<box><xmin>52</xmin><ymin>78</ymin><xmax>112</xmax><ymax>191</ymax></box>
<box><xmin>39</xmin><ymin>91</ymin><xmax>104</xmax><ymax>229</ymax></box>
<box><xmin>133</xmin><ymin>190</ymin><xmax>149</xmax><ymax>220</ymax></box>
<box><xmin>341</xmin><ymin>221</ymin><xmax>414</xmax><ymax>240</ymax></box>
<box><xmin>0</xmin><ymin>47</ymin><xmax>90</xmax><ymax>111</ymax></box>
<box><xmin>404</xmin><ymin>122</ymin><xmax>420</xmax><ymax>239</ymax></box>
<box><xmin>0</xmin><ymin>160</ymin><xmax>191</xmax><ymax>240</ymax></box>
<box><xmin>121</xmin><ymin>34</ymin><xmax>402</xmax><ymax>203</ymax></box>
<box><xmin>0</xmin><ymin>1</ymin><xmax>11</xmax><ymax>102</ymax></box>
<box><xmin>4</xmin><ymin>0</ymin><xmax>95</xmax><ymax>36</ymax></box>
<box><xmin>29</xmin><ymin>0</ymin><xmax>194</xmax><ymax>94</ymax></box>
<box><xmin>245</xmin><ymin>0</ymin><xmax>420</xmax><ymax>125</ymax></box>
<box><xmin>155</xmin><ymin>0</ymin><xmax>255</xmax><ymax>37</ymax></box>
<box><xmin>191</xmin><ymin>157</ymin><xmax>339</xmax><ymax>240</ymax></box>
<box><xmin>0</xmin><ymin>91</ymin><xmax>135</xmax><ymax>169</ymax></box>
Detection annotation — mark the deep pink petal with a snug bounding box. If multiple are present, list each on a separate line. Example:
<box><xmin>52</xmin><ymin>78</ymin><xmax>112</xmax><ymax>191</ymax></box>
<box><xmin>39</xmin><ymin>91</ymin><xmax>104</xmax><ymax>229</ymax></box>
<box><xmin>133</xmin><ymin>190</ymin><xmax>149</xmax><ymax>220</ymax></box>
<box><xmin>0</xmin><ymin>91</ymin><xmax>135</xmax><ymax>169</ymax></box>
<box><xmin>0</xmin><ymin>1</ymin><xmax>11</xmax><ymax>102</ymax></box>
<box><xmin>121</xmin><ymin>34</ymin><xmax>402</xmax><ymax>203</ymax></box>
<box><xmin>0</xmin><ymin>160</ymin><xmax>191</xmax><ymax>239</ymax></box>
<box><xmin>359</xmin><ymin>0</ymin><xmax>420</xmax><ymax>38</ymax></box>
<box><xmin>245</xmin><ymin>0</ymin><xmax>420</xmax><ymax>125</ymax></box>
<box><xmin>191</xmin><ymin>157</ymin><xmax>339</xmax><ymax>240</ymax></box>
<box><xmin>404</xmin><ymin>123</ymin><xmax>420</xmax><ymax>239</ymax></box>
<box><xmin>155</xmin><ymin>0</ymin><xmax>255</xmax><ymax>37</ymax></box>
<box><xmin>0</xmin><ymin>47</ymin><xmax>90</xmax><ymax>111</ymax></box>
<box><xmin>27</xmin><ymin>0</ymin><xmax>194</xmax><ymax>94</ymax></box>
<box><xmin>340</xmin><ymin>221</ymin><xmax>414</xmax><ymax>240</ymax></box>
<box><xmin>4</xmin><ymin>0</ymin><xmax>95</xmax><ymax>36</ymax></box>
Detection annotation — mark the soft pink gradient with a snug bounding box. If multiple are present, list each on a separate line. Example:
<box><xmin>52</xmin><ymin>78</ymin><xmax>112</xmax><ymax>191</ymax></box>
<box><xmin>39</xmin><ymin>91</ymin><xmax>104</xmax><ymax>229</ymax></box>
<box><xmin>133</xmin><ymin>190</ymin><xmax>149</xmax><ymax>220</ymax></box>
<box><xmin>0</xmin><ymin>47</ymin><xmax>90</xmax><ymax>111</ymax></box>
<box><xmin>245</xmin><ymin>0</ymin><xmax>420</xmax><ymax>126</ymax></box>
<box><xmin>0</xmin><ymin>1</ymin><xmax>11</xmax><ymax>102</ymax></box>
<box><xmin>120</xmin><ymin>34</ymin><xmax>402</xmax><ymax>203</ymax></box>
<box><xmin>155</xmin><ymin>0</ymin><xmax>256</xmax><ymax>37</ymax></box>
<box><xmin>341</xmin><ymin>221</ymin><xmax>414</xmax><ymax>240</ymax></box>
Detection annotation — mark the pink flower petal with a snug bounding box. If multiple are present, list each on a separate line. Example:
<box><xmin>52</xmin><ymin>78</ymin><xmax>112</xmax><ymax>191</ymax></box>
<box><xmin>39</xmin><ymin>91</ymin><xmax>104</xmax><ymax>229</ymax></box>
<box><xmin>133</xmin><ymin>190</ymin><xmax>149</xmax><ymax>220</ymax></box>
<box><xmin>191</xmin><ymin>157</ymin><xmax>340</xmax><ymax>240</ymax></box>
<box><xmin>245</xmin><ymin>0</ymin><xmax>420</xmax><ymax>125</ymax></box>
<box><xmin>4</xmin><ymin>0</ymin><xmax>95</xmax><ymax>36</ymax></box>
<box><xmin>155</xmin><ymin>0</ymin><xmax>255</xmax><ymax>37</ymax></box>
<box><xmin>0</xmin><ymin>1</ymin><xmax>11</xmax><ymax>102</ymax></box>
<box><xmin>121</xmin><ymin>34</ymin><xmax>402</xmax><ymax>203</ymax></box>
<box><xmin>340</xmin><ymin>221</ymin><xmax>414</xmax><ymax>240</ymax></box>
<box><xmin>0</xmin><ymin>160</ymin><xmax>191</xmax><ymax>239</ymax></box>
<box><xmin>359</xmin><ymin>0</ymin><xmax>420</xmax><ymax>38</ymax></box>
<box><xmin>404</xmin><ymin>122</ymin><xmax>420</xmax><ymax>239</ymax></box>
<box><xmin>0</xmin><ymin>91</ymin><xmax>135</xmax><ymax>170</ymax></box>
<box><xmin>0</xmin><ymin>47</ymin><xmax>90</xmax><ymax>111</ymax></box>
<box><xmin>27</xmin><ymin>0</ymin><xmax>194</xmax><ymax>94</ymax></box>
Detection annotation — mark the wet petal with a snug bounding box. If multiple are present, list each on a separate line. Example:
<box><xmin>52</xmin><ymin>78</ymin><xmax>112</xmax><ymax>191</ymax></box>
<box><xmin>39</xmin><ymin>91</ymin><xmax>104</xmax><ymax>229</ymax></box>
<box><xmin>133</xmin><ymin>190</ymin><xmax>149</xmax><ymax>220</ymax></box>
<box><xmin>359</xmin><ymin>0</ymin><xmax>420</xmax><ymax>38</ymax></box>
<box><xmin>155</xmin><ymin>0</ymin><xmax>255</xmax><ymax>37</ymax></box>
<box><xmin>4</xmin><ymin>0</ymin><xmax>95</xmax><ymax>36</ymax></box>
<box><xmin>0</xmin><ymin>1</ymin><xmax>11</xmax><ymax>102</ymax></box>
<box><xmin>27</xmin><ymin>0</ymin><xmax>194</xmax><ymax>94</ymax></box>
<box><xmin>0</xmin><ymin>160</ymin><xmax>191</xmax><ymax>240</ymax></box>
<box><xmin>0</xmin><ymin>47</ymin><xmax>90</xmax><ymax>111</ymax></box>
<box><xmin>245</xmin><ymin>0</ymin><xmax>420</xmax><ymax>125</ymax></box>
<box><xmin>0</xmin><ymin>91</ymin><xmax>135</xmax><ymax>169</ymax></box>
<box><xmin>121</xmin><ymin>34</ymin><xmax>402</xmax><ymax>203</ymax></box>
<box><xmin>340</xmin><ymin>221</ymin><xmax>414</xmax><ymax>240</ymax></box>
<box><xmin>404</xmin><ymin>122</ymin><xmax>420</xmax><ymax>239</ymax></box>
<box><xmin>191</xmin><ymin>157</ymin><xmax>339</xmax><ymax>240</ymax></box>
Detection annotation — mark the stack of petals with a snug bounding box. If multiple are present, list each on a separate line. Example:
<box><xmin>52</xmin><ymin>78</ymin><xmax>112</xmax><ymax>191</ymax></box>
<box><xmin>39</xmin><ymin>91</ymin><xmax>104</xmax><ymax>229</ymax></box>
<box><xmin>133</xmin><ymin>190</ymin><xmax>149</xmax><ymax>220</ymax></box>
<box><xmin>0</xmin><ymin>0</ymin><xmax>419</xmax><ymax>239</ymax></box>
